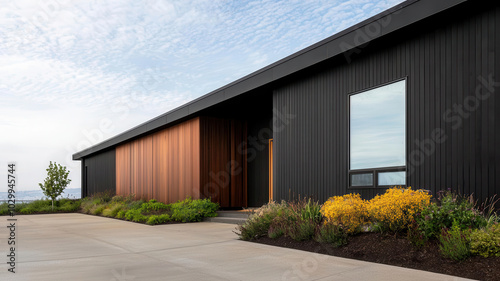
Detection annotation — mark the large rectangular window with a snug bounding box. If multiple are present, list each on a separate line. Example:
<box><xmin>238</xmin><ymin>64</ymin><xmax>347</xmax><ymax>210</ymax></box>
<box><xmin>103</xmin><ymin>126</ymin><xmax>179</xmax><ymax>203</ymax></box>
<box><xmin>349</xmin><ymin>80</ymin><xmax>406</xmax><ymax>188</ymax></box>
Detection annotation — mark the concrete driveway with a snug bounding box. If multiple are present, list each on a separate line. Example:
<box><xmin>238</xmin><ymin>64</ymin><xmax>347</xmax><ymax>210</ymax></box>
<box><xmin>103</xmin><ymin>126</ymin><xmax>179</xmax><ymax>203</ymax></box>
<box><xmin>1</xmin><ymin>214</ymin><xmax>472</xmax><ymax>281</ymax></box>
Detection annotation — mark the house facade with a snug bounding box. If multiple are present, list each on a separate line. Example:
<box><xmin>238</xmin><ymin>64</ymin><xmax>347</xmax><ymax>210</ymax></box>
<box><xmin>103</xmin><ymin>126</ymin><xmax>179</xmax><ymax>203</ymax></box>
<box><xmin>73</xmin><ymin>0</ymin><xmax>500</xmax><ymax>208</ymax></box>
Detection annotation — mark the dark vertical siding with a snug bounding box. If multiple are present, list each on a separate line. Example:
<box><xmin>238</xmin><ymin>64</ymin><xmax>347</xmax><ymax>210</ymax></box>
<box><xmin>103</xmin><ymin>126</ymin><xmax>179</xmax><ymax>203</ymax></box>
<box><xmin>273</xmin><ymin>4</ymin><xmax>500</xmax><ymax>203</ymax></box>
<box><xmin>247</xmin><ymin>115</ymin><xmax>272</xmax><ymax>206</ymax></box>
<box><xmin>83</xmin><ymin>149</ymin><xmax>116</xmax><ymax>196</ymax></box>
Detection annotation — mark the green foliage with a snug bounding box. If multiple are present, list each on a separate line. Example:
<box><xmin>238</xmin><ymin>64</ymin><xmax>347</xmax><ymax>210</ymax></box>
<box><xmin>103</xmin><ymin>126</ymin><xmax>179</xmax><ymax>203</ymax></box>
<box><xmin>268</xmin><ymin>224</ymin><xmax>285</xmax><ymax>239</ymax></box>
<box><xmin>237</xmin><ymin>199</ymin><xmax>324</xmax><ymax>241</ymax></box>
<box><xmin>78</xmin><ymin>194</ymin><xmax>218</xmax><ymax>225</ymax></box>
<box><xmin>301</xmin><ymin>198</ymin><xmax>322</xmax><ymax>223</ymax></box>
<box><xmin>439</xmin><ymin>221</ymin><xmax>471</xmax><ymax>261</ymax></box>
<box><xmin>171</xmin><ymin>208</ymin><xmax>199</xmax><ymax>222</ymax></box>
<box><xmin>141</xmin><ymin>199</ymin><xmax>170</xmax><ymax>213</ymax></box>
<box><xmin>20</xmin><ymin>205</ymin><xmax>52</xmax><ymax>214</ymax></box>
<box><xmin>417</xmin><ymin>190</ymin><xmax>487</xmax><ymax>239</ymax></box>
<box><xmin>314</xmin><ymin>223</ymin><xmax>347</xmax><ymax>247</ymax></box>
<box><xmin>102</xmin><ymin>202</ymin><xmax>125</xmax><ymax>218</ymax></box>
<box><xmin>267</xmin><ymin>213</ymin><xmax>294</xmax><ymax>239</ymax></box>
<box><xmin>146</xmin><ymin>214</ymin><xmax>172</xmax><ymax>225</ymax></box>
<box><xmin>124</xmin><ymin>209</ymin><xmax>147</xmax><ymax>222</ymax></box>
<box><xmin>127</xmin><ymin>199</ymin><xmax>145</xmax><ymax>210</ymax></box>
<box><xmin>407</xmin><ymin>219</ymin><xmax>428</xmax><ymax>248</ymax></box>
<box><xmin>0</xmin><ymin>203</ymin><xmax>9</xmax><ymax>215</ymax></box>
<box><xmin>0</xmin><ymin>202</ymin><xmax>28</xmax><ymax>215</ymax></box>
<box><xmin>235</xmin><ymin>201</ymin><xmax>288</xmax><ymax>241</ymax></box>
<box><xmin>170</xmin><ymin>198</ymin><xmax>219</xmax><ymax>222</ymax></box>
<box><xmin>0</xmin><ymin>199</ymin><xmax>80</xmax><ymax>215</ymax></box>
<box><xmin>485</xmin><ymin>214</ymin><xmax>500</xmax><ymax>229</ymax></box>
<box><xmin>39</xmin><ymin>161</ymin><xmax>71</xmax><ymax>210</ymax></box>
<box><xmin>186</xmin><ymin>198</ymin><xmax>219</xmax><ymax>218</ymax></box>
<box><xmin>58</xmin><ymin>199</ymin><xmax>81</xmax><ymax>212</ymax></box>
<box><xmin>116</xmin><ymin>209</ymin><xmax>127</xmax><ymax>219</ymax></box>
<box><xmin>111</xmin><ymin>194</ymin><xmax>134</xmax><ymax>203</ymax></box>
<box><xmin>288</xmin><ymin>218</ymin><xmax>316</xmax><ymax>241</ymax></box>
<box><xmin>470</xmin><ymin>223</ymin><xmax>500</xmax><ymax>258</ymax></box>
<box><xmin>91</xmin><ymin>204</ymin><xmax>106</xmax><ymax>215</ymax></box>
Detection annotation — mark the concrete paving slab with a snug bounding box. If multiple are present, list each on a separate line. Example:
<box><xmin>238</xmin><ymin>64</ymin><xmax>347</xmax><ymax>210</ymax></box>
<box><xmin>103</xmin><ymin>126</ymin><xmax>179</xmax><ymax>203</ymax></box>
<box><xmin>0</xmin><ymin>214</ymin><xmax>474</xmax><ymax>281</ymax></box>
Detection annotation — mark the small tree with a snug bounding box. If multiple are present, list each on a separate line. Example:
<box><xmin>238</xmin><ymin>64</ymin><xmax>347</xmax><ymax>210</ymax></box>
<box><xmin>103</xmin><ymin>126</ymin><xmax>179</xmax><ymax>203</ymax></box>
<box><xmin>39</xmin><ymin>161</ymin><xmax>71</xmax><ymax>210</ymax></box>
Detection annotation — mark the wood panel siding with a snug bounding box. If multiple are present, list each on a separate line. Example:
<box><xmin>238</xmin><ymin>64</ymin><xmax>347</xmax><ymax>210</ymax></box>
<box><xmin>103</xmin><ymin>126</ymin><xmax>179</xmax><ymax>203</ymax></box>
<box><xmin>115</xmin><ymin>143</ymin><xmax>131</xmax><ymax>197</ymax></box>
<box><xmin>199</xmin><ymin>117</ymin><xmax>247</xmax><ymax>208</ymax></box>
<box><xmin>272</xmin><ymin>3</ymin><xmax>500</xmax><ymax>204</ymax></box>
<box><xmin>115</xmin><ymin>118</ymin><xmax>201</xmax><ymax>203</ymax></box>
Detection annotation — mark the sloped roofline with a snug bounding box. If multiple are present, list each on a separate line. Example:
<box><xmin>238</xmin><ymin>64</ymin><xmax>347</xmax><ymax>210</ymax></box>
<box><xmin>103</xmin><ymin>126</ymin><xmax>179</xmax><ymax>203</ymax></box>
<box><xmin>73</xmin><ymin>0</ymin><xmax>467</xmax><ymax>160</ymax></box>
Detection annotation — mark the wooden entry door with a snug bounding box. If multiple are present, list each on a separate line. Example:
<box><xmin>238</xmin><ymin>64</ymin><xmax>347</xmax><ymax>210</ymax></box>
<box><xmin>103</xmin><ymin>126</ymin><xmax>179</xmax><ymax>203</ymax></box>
<box><xmin>269</xmin><ymin>139</ymin><xmax>273</xmax><ymax>202</ymax></box>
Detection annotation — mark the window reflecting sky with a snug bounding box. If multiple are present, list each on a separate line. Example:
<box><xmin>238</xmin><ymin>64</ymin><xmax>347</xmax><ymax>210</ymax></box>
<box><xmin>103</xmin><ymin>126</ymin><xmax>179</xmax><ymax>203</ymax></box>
<box><xmin>350</xmin><ymin>80</ymin><xmax>406</xmax><ymax>170</ymax></box>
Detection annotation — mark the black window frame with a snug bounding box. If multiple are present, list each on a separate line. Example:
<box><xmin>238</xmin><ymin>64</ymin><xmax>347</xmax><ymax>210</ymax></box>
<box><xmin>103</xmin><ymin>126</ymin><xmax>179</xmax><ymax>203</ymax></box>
<box><xmin>347</xmin><ymin>78</ymin><xmax>407</xmax><ymax>189</ymax></box>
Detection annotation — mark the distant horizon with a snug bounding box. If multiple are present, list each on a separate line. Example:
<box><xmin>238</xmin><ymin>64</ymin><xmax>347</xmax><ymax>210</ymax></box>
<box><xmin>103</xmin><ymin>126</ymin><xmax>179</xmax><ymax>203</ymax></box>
<box><xmin>0</xmin><ymin>188</ymin><xmax>81</xmax><ymax>201</ymax></box>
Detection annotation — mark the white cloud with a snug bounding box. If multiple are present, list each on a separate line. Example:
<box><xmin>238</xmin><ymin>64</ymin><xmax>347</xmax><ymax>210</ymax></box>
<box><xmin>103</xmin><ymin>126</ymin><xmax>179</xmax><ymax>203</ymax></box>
<box><xmin>0</xmin><ymin>0</ymin><xmax>404</xmax><ymax>192</ymax></box>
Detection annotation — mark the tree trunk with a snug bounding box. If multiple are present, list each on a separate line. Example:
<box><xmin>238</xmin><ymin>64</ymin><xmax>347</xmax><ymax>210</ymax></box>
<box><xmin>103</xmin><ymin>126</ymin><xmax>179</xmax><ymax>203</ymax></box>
<box><xmin>52</xmin><ymin>199</ymin><xmax>54</xmax><ymax>211</ymax></box>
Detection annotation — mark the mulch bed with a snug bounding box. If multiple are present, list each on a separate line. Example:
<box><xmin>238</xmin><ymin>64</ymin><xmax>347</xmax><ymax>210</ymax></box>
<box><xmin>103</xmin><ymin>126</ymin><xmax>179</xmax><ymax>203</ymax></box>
<box><xmin>252</xmin><ymin>232</ymin><xmax>500</xmax><ymax>281</ymax></box>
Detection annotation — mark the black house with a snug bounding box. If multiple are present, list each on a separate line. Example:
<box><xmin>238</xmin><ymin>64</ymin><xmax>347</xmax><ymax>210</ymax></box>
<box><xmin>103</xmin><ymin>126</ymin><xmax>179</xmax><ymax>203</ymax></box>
<box><xmin>73</xmin><ymin>0</ymin><xmax>500</xmax><ymax>207</ymax></box>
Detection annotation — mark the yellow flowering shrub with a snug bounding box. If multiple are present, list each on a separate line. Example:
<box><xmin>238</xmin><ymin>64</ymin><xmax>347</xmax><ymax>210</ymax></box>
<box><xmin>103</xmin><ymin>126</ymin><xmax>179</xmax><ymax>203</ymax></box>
<box><xmin>321</xmin><ymin>193</ymin><xmax>369</xmax><ymax>234</ymax></box>
<box><xmin>367</xmin><ymin>187</ymin><xmax>431</xmax><ymax>232</ymax></box>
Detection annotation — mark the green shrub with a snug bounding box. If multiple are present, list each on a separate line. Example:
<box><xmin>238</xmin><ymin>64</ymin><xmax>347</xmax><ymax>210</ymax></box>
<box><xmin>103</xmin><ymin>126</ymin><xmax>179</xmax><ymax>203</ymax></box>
<box><xmin>58</xmin><ymin>200</ymin><xmax>81</xmax><ymax>212</ymax></box>
<box><xmin>19</xmin><ymin>207</ymin><xmax>35</xmax><ymax>214</ymax></box>
<box><xmin>101</xmin><ymin>202</ymin><xmax>125</xmax><ymax>218</ymax></box>
<box><xmin>141</xmin><ymin>199</ymin><xmax>170</xmax><ymax>213</ymax></box>
<box><xmin>314</xmin><ymin>223</ymin><xmax>347</xmax><ymax>247</ymax></box>
<box><xmin>0</xmin><ymin>202</ymin><xmax>28</xmax><ymax>215</ymax></box>
<box><xmin>110</xmin><ymin>194</ymin><xmax>135</xmax><ymax>204</ymax></box>
<box><xmin>80</xmin><ymin>199</ymin><xmax>94</xmax><ymax>214</ymax></box>
<box><xmin>171</xmin><ymin>208</ymin><xmax>198</xmax><ymax>222</ymax></box>
<box><xmin>267</xmin><ymin>213</ymin><xmax>294</xmax><ymax>239</ymax></box>
<box><xmin>146</xmin><ymin>214</ymin><xmax>172</xmax><ymax>225</ymax></box>
<box><xmin>109</xmin><ymin>203</ymin><xmax>125</xmax><ymax>217</ymax></box>
<box><xmin>301</xmin><ymin>198</ymin><xmax>322</xmax><ymax>224</ymax></box>
<box><xmin>0</xmin><ymin>203</ymin><xmax>9</xmax><ymax>216</ymax></box>
<box><xmin>268</xmin><ymin>225</ymin><xmax>285</xmax><ymax>239</ymax></box>
<box><xmin>170</xmin><ymin>198</ymin><xmax>218</xmax><ymax>222</ymax></box>
<box><xmin>288</xmin><ymin>218</ymin><xmax>316</xmax><ymax>241</ymax></box>
<box><xmin>91</xmin><ymin>205</ymin><xmax>106</xmax><ymax>215</ymax></box>
<box><xmin>407</xmin><ymin>219</ymin><xmax>428</xmax><ymax>248</ymax></box>
<box><xmin>124</xmin><ymin>209</ymin><xmax>147</xmax><ymax>222</ymax></box>
<box><xmin>439</xmin><ymin>221</ymin><xmax>471</xmax><ymax>261</ymax></box>
<box><xmin>102</xmin><ymin>208</ymin><xmax>113</xmax><ymax>217</ymax></box>
<box><xmin>116</xmin><ymin>209</ymin><xmax>127</xmax><ymax>219</ymax></box>
<box><xmin>417</xmin><ymin>190</ymin><xmax>487</xmax><ymax>239</ymax></box>
<box><xmin>21</xmin><ymin>204</ymin><xmax>53</xmax><ymax>214</ymax></box>
<box><xmin>94</xmin><ymin>191</ymin><xmax>113</xmax><ymax>203</ymax></box>
<box><xmin>470</xmin><ymin>223</ymin><xmax>500</xmax><ymax>258</ymax></box>
<box><xmin>236</xmin><ymin>201</ymin><xmax>287</xmax><ymax>241</ymax></box>
<box><xmin>127</xmin><ymin>199</ymin><xmax>144</xmax><ymax>210</ymax></box>
<box><xmin>18</xmin><ymin>200</ymin><xmax>53</xmax><ymax>214</ymax></box>
<box><xmin>187</xmin><ymin>198</ymin><xmax>219</xmax><ymax>217</ymax></box>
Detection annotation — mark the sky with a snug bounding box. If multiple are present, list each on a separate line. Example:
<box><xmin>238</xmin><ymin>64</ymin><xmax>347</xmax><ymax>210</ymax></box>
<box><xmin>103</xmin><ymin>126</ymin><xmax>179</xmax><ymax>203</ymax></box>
<box><xmin>0</xmin><ymin>0</ymin><xmax>404</xmax><ymax>191</ymax></box>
